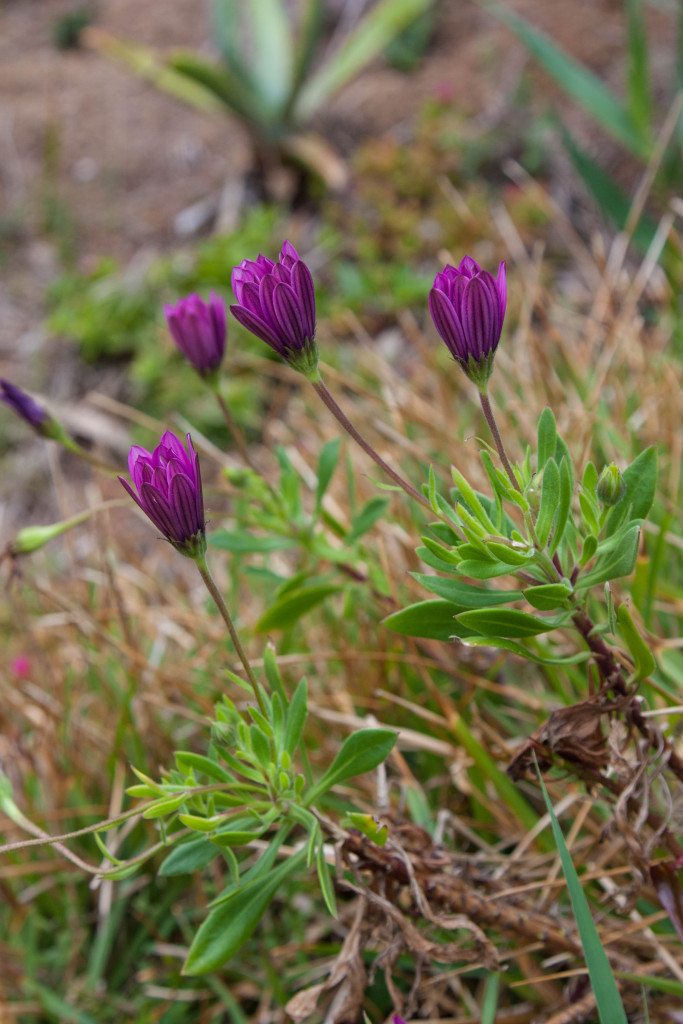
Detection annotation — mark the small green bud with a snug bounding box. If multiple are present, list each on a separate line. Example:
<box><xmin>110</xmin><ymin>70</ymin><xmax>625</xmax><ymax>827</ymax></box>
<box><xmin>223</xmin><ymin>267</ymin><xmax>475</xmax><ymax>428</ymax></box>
<box><xmin>597</xmin><ymin>463</ymin><xmax>625</xmax><ymax>507</ymax></box>
<box><xmin>280</xmin><ymin>750</ymin><xmax>291</xmax><ymax>771</ymax></box>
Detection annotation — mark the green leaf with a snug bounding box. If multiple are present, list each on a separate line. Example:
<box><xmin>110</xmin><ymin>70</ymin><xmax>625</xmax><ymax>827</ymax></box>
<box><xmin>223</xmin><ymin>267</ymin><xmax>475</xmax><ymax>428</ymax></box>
<box><xmin>626</xmin><ymin>0</ymin><xmax>652</xmax><ymax>148</ymax></box>
<box><xmin>536</xmin><ymin>458</ymin><xmax>560</xmax><ymax>546</ymax></box>
<box><xmin>536</xmin><ymin>768</ymin><xmax>628</xmax><ymax>1024</ymax></box>
<box><xmin>559</xmin><ymin>123</ymin><xmax>658</xmax><ymax>252</ymax></box>
<box><xmin>255</xmin><ymin>584</ymin><xmax>341</xmax><ymax>632</ymax></box>
<box><xmin>169</xmin><ymin>51</ymin><xmax>266</xmax><ymax>125</ymax></box>
<box><xmin>307</xmin><ymin>728</ymin><xmax>397</xmax><ymax>801</ymax></box>
<box><xmin>456</xmin><ymin>608</ymin><xmax>557</xmax><ymax>638</ymax></box>
<box><xmin>499</xmin><ymin>9</ymin><xmax>644</xmax><ymax>155</ymax></box>
<box><xmin>284</xmin><ymin>677</ymin><xmax>308</xmax><ymax>756</ymax></box>
<box><xmin>456</xmin><ymin>559</ymin><xmax>517</xmax><ymax>580</ymax></box>
<box><xmin>460</xmin><ymin>635</ymin><xmax>590</xmax><ymax>665</ymax></box>
<box><xmin>209</xmin><ymin>529</ymin><xmax>296</xmax><ymax>553</ymax></box>
<box><xmin>577</xmin><ymin>525</ymin><xmax>640</xmax><ymax>589</ymax></box>
<box><xmin>550</xmin><ymin>456</ymin><xmax>573</xmax><ymax>555</ymax></box>
<box><xmin>451</xmin><ymin>467</ymin><xmax>497</xmax><ymax>532</ymax></box>
<box><xmin>142</xmin><ymin>794</ymin><xmax>187</xmax><ymax>819</ymax></box>
<box><xmin>175</xmin><ymin>752</ymin><xmax>232</xmax><ymax>783</ymax></box>
<box><xmin>346</xmin><ymin>497</ymin><xmax>389</xmax><ymax>544</ymax></box>
<box><xmin>616</xmin><ymin>603</ymin><xmax>656</xmax><ymax>681</ymax></box>
<box><xmin>159</xmin><ymin>836</ymin><xmax>220</xmax><ymax>876</ymax></box>
<box><xmin>537</xmin><ymin>407</ymin><xmax>557</xmax><ymax>470</ymax></box>
<box><xmin>523</xmin><ymin>583</ymin><xmax>573</xmax><ymax>610</ymax></box>
<box><xmin>605</xmin><ymin>447</ymin><xmax>658</xmax><ymax>534</ymax></box>
<box><xmin>316</xmin><ymin>843</ymin><xmax>337</xmax><ymax>917</ymax></box>
<box><xmin>412</xmin><ymin>573</ymin><xmax>521</xmax><ymax>608</ymax></box>
<box><xmin>315</xmin><ymin>437</ymin><xmax>341</xmax><ymax>510</ymax></box>
<box><xmin>486</xmin><ymin>541</ymin><xmax>534</xmax><ymax>566</ymax></box>
<box><xmin>383</xmin><ymin>599</ymin><xmax>471</xmax><ymax>641</ymax></box>
<box><xmin>183</xmin><ymin>850</ymin><xmax>305</xmax><ymax>974</ymax></box>
<box><xmin>244</xmin><ymin>0</ymin><xmax>293</xmax><ymax>112</ymax></box>
<box><xmin>294</xmin><ymin>0</ymin><xmax>430</xmax><ymax>120</ymax></box>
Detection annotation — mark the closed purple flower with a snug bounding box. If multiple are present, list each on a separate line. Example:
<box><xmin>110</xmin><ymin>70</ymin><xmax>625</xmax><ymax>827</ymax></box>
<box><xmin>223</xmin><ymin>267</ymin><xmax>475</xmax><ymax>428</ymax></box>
<box><xmin>119</xmin><ymin>431</ymin><xmax>205</xmax><ymax>557</ymax></box>
<box><xmin>164</xmin><ymin>293</ymin><xmax>227</xmax><ymax>377</ymax></box>
<box><xmin>1</xmin><ymin>379</ymin><xmax>51</xmax><ymax>435</ymax></box>
<box><xmin>428</xmin><ymin>255</ymin><xmax>507</xmax><ymax>390</ymax></box>
<box><xmin>230</xmin><ymin>241</ymin><xmax>318</xmax><ymax>377</ymax></box>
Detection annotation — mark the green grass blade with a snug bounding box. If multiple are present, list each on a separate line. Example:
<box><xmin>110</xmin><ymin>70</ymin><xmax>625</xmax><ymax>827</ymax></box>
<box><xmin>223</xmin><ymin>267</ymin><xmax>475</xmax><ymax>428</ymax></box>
<box><xmin>626</xmin><ymin>0</ymin><xmax>652</xmax><ymax>148</ymax></box>
<box><xmin>559</xmin><ymin>121</ymin><xmax>658</xmax><ymax>252</ymax></box>
<box><xmin>536</xmin><ymin>766</ymin><xmax>628</xmax><ymax>1024</ymax></box>
<box><xmin>245</xmin><ymin>0</ymin><xmax>294</xmax><ymax>112</ymax></box>
<box><xmin>497</xmin><ymin>8</ymin><xmax>645</xmax><ymax>156</ymax></box>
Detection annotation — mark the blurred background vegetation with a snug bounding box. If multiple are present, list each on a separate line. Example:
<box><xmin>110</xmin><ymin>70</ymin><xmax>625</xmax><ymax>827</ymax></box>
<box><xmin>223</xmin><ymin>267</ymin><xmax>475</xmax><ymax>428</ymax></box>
<box><xmin>1</xmin><ymin>0</ymin><xmax>682</xmax><ymax>1021</ymax></box>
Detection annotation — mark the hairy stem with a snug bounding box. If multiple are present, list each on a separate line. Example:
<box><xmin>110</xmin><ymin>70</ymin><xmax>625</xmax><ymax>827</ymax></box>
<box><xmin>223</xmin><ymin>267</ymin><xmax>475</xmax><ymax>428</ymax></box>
<box><xmin>478</xmin><ymin>390</ymin><xmax>518</xmax><ymax>492</ymax></box>
<box><xmin>311</xmin><ymin>378</ymin><xmax>431</xmax><ymax>512</ymax></box>
<box><xmin>195</xmin><ymin>553</ymin><xmax>265</xmax><ymax>714</ymax></box>
<box><xmin>211</xmin><ymin>383</ymin><xmax>254</xmax><ymax>470</ymax></box>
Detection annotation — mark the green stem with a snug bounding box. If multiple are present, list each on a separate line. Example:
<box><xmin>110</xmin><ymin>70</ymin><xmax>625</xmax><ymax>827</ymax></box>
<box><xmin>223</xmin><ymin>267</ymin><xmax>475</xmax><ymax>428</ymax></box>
<box><xmin>195</xmin><ymin>553</ymin><xmax>266</xmax><ymax>714</ymax></box>
<box><xmin>311</xmin><ymin>377</ymin><xmax>431</xmax><ymax>512</ymax></box>
<box><xmin>62</xmin><ymin>437</ymin><xmax>119</xmax><ymax>474</ymax></box>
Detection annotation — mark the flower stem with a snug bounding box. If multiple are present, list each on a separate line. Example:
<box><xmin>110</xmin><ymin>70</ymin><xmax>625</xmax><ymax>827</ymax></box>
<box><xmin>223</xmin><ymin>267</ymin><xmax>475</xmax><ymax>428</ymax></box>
<box><xmin>62</xmin><ymin>437</ymin><xmax>119</xmax><ymax>474</ymax></box>
<box><xmin>311</xmin><ymin>378</ymin><xmax>431</xmax><ymax>512</ymax></box>
<box><xmin>478</xmin><ymin>390</ymin><xmax>518</xmax><ymax>492</ymax></box>
<box><xmin>210</xmin><ymin>382</ymin><xmax>254</xmax><ymax>470</ymax></box>
<box><xmin>195</xmin><ymin>553</ymin><xmax>266</xmax><ymax>714</ymax></box>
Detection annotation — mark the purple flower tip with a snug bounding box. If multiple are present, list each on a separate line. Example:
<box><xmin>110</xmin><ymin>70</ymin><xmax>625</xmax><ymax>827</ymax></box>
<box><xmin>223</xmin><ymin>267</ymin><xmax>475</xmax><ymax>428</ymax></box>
<box><xmin>164</xmin><ymin>292</ymin><xmax>227</xmax><ymax>377</ymax></box>
<box><xmin>428</xmin><ymin>255</ymin><xmax>507</xmax><ymax>389</ymax></box>
<box><xmin>0</xmin><ymin>379</ymin><xmax>50</xmax><ymax>434</ymax></box>
<box><xmin>230</xmin><ymin>240</ymin><xmax>318</xmax><ymax>377</ymax></box>
<box><xmin>119</xmin><ymin>431</ymin><xmax>206</xmax><ymax>556</ymax></box>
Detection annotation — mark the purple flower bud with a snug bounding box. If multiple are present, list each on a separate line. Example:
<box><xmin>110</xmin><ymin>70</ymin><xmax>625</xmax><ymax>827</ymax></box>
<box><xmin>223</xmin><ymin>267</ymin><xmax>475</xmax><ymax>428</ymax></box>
<box><xmin>230</xmin><ymin>240</ymin><xmax>318</xmax><ymax>378</ymax></box>
<box><xmin>119</xmin><ymin>431</ymin><xmax>206</xmax><ymax>557</ymax></box>
<box><xmin>164</xmin><ymin>292</ymin><xmax>227</xmax><ymax>377</ymax></box>
<box><xmin>428</xmin><ymin>255</ymin><xmax>507</xmax><ymax>390</ymax></box>
<box><xmin>0</xmin><ymin>379</ymin><xmax>52</xmax><ymax>435</ymax></box>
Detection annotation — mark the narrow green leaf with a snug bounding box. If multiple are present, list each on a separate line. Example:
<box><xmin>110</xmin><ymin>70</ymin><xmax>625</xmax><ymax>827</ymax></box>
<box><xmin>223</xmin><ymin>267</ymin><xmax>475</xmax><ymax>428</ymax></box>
<box><xmin>577</xmin><ymin>526</ymin><xmax>641</xmax><ymax>589</ymax></box>
<box><xmin>159</xmin><ymin>836</ymin><xmax>219</xmax><ymax>876</ymax></box>
<box><xmin>537</xmin><ymin>407</ymin><xmax>557</xmax><ymax>470</ymax></box>
<box><xmin>315</xmin><ymin>437</ymin><xmax>341</xmax><ymax>510</ymax></box>
<box><xmin>536</xmin><ymin>768</ymin><xmax>628</xmax><ymax>1023</ymax></box>
<box><xmin>549</xmin><ymin>457</ymin><xmax>573</xmax><ymax>555</ymax></box>
<box><xmin>346</xmin><ymin>497</ymin><xmax>389</xmax><ymax>544</ymax></box>
<box><xmin>175</xmin><ymin>752</ymin><xmax>232</xmax><ymax>783</ymax></box>
<box><xmin>523</xmin><ymin>582</ymin><xmax>573</xmax><ymax>610</ymax></box>
<box><xmin>412</xmin><ymin>573</ymin><xmax>522</xmax><ymax>608</ymax></box>
<box><xmin>316</xmin><ymin>843</ymin><xmax>337</xmax><ymax>917</ymax></box>
<box><xmin>456</xmin><ymin>608</ymin><xmax>556</xmax><ymax>638</ymax></box>
<box><xmin>183</xmin><ymin>850</ymin><xmax>305</xmax><ymax>974</ymax></box>
<box><xmin>142</xmin><ymin>794</ymin><xmax>186</xmax><ymax>819</ymax></box>
<box><xmin>307</xmin><ymin>728</ymin><xmax>397</xmax><ymax>802</ymax></box>
<box><xmin>499</xmin><ymin>9</ymin><xmax>643</xmax><ymax>154</ymax></box>
<box><xmin>451</xmin><ymin>467</ymin><xmax>497</xmax><ymax>532</ymax></box>
<box><xmin>536</xmin><ymin>458</ymin><xmax>560</xmax><ymax>546</ymax></box>
<box><xmin>560</xmin><ymin>123</ymin><xmax>658</xmax><ymax>251</ymax></box>
<box><xmin>209</xmin><ymin>529</ymin><xmax>296</xmax><ymax>553</ymax></box>
<box><xmin>616</xmin><ymin>603</ymin><xmax>656</xmax><ymax>681</ymax></box>
<box><xmin>245</xmin><ymin>0</ymin><xmax>293</xmax><ymax>111</ymax></box>
<box><xmin>284</xmin><ymin>677</ymin><xmax>308</xmax><ymax>756</ymax></box>
<box><xmin>383</xmin><ymin>599</ymin><xmax>471</xmax><ymax>641</ymax></box>
<box><xmin>295</xmin><ymin>0</ymin><xmax>429</xmax><ymax>119</ymax></box>
<box><xmin>255</xmin><ymin>584</ymin><xmax>341</xmax><ymax>632</ymax></box>
<box><xmin>605</xmin><ymin>447</ymin><xmax>658</xmax><ymax>534</ymax></box>
<box><xmin>626</xmin><ymin>0</ymin><xmax>652</xmax><ymax>147</ymax></box>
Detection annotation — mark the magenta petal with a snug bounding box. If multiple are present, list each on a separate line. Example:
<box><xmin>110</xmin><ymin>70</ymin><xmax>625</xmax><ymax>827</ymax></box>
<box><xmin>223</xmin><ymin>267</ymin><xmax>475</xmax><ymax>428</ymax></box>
<box><xmin>230</xmin><ymin>304</ymin><xmax>284</xmax><ymax>354</ymax></box>
<box><xmin>495</xmin><ymin>261</ymin><xmax>507</xmax><ymax>321</ymax></box>
<box><xmin>273</xmin><ymin>283</ymin><xmax>306</xmax><ymax>347</ymax></box>
<box><xmin>290</xmin><ymin>261</ymin><xmax>316</xmax><ymax>339</ymax></box>
<box><xmin>428</xmin><ymin>288</ymin><xmax>468</xmax><ymax>361</ymax></box>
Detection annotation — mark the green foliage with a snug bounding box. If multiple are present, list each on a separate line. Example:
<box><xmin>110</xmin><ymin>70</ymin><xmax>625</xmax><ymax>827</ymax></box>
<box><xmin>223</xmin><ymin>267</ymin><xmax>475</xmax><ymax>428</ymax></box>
<box><xmin>537</xmin><ymin>768</ymin><xmax>628</xmax><ymax>1023</ymax></box>
<box><xmin>93</xmin><ymin>0</ymin><xmax>431</xmax><ymax>162</ymax></box>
